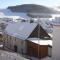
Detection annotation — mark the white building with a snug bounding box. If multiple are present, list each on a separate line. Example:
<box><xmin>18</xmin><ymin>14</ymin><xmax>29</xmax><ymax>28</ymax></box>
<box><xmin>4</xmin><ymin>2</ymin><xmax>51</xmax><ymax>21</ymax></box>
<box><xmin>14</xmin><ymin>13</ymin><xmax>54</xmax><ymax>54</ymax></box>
<box><xmin>52</xmin><ymin>23</ymin><xmax>60</xmax><ymax>60</ymax></box>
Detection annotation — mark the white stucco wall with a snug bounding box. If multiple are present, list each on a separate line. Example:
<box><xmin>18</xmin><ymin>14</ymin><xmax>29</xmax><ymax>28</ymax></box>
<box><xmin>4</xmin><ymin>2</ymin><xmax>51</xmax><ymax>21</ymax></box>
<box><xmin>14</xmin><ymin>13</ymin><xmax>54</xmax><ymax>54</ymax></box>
<box><xmin>48</xmin><ymin>46</ymin><xmax>52</xmax><ymax>57</ymax></box>
<box><xmin>3</xmin><ymin>34</ymin><xmax>27</xmax><ymax>54</ymax></box>
<box><xmin>52</xmin><ymin>25</ymin><xmax>60</xmax><ymax>60</ymax></box>
<box><xmin>15</xmin><ymin>38</ymin><xmax>27</xmax><ymax>54</ymax></box>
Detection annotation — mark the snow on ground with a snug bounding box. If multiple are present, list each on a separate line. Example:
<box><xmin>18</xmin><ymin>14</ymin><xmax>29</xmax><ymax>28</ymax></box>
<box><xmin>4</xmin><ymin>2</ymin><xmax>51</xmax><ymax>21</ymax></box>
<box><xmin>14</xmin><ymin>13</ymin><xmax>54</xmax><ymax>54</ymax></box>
<box><xmin>41</xmin><ymin>57</ymin><xmax>52</xmax><ymax>60</ymax></box>
<box><xmin>29</xmin><ymin>56</ymin><xmax>52</xmax><ymax>60</ymax></box>
<box><xmin>0</xmin><ymin>50</ymin><xmax>29</xmax><ymax>60</ymax></box>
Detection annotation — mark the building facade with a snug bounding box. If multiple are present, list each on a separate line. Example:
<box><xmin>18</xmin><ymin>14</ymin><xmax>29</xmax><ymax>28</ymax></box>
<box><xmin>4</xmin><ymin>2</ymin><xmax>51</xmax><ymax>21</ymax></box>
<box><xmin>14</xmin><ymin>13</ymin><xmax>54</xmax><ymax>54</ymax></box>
<box><xmin>52</xmin><ymin>24</ymin><xmax>60</xmax><ymax>60</ymax></box>
<box><xmin>3</xmin><ymin>22</ymin><xmax>52</xmax><ymax>58</ymax></box>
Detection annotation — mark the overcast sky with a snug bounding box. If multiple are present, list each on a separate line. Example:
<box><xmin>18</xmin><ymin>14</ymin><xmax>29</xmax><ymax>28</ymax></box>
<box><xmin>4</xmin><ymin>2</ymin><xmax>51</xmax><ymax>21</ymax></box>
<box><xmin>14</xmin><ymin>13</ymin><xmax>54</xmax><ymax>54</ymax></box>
<box><xmin>0</xmin><ymin>0</ymin><xmax>60</xmax><ymax>9</ymax></box>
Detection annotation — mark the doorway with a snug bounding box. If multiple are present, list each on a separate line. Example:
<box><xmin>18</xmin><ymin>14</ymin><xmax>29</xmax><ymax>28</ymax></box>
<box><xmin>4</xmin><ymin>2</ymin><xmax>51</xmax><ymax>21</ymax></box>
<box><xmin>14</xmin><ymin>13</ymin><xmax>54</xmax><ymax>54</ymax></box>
<box><xmin>14</xmin><ymin>45</ymin><xmax>17</xmax><ymax>52</ymax></box>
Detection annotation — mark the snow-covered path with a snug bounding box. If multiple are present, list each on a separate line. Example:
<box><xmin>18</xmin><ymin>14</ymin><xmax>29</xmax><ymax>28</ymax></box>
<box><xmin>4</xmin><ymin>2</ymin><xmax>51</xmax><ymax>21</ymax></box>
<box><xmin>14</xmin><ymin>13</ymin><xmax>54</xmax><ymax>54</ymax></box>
<box><xmin>0</xmin><ymin>50</ymin><xmax>29</xmax><ymax>60</ymax></box>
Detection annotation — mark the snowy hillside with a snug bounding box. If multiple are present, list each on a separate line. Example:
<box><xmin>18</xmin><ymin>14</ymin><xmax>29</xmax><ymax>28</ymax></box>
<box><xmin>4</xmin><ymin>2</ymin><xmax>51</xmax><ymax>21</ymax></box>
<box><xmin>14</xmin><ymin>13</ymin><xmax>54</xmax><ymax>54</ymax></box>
<box><xmin>0</xmin><ymin>9</ymin><xmax>29</xmax><ymax>19</ymax></box>
<box><xmin>0</xmin><ymin>9</ymin><xmax>53</xmax><ymax>33</ymax></box>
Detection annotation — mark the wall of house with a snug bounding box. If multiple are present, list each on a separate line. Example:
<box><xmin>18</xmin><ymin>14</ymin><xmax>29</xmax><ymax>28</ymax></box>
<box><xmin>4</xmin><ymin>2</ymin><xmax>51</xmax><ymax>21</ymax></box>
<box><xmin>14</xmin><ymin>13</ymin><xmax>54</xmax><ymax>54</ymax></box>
<box><xmin>3</xmin><ymin>34</ymin><xmax>27</xmax><ymax>54</ymax></box>
<box><xmin>3</xmin><ymin>34</ymin><xmax>13</xmax><ymax>49</ymax></box>
<box><xmin>52</xmin><ymin>26</ymin><xmax>60</xmax><ymax>60</ymax></box>
<box><xmin>15</xmin><ymin>38</ymin><xmax>27</xmax><ymax>54</ymax></box>
<box><xmin>48</xmin><ymin>45</ymin><xmax>52</xmax><ymax>57</ymax></box>
<box><xmin>26</xmin><ymin>40</ymin><xmax>48</xmax><ymax>58</ymax></box>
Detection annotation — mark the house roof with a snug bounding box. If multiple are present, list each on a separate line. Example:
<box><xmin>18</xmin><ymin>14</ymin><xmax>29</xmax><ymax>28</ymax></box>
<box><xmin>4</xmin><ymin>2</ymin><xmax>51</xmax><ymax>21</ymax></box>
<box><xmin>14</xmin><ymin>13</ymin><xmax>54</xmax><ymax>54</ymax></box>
<box><xmin>28</xmin><ymin>38</ymin><xmax>52</xmax><ymax>46</ymax></box>
<box><xmin>53</xmin><ymin>23</ymin><xmax>60</xmax><ymax>27</ymax></box>
<box><xmin>5</xmin><ymin>22</ymin><xmax>37</xmax><ymax>40</ymax></box>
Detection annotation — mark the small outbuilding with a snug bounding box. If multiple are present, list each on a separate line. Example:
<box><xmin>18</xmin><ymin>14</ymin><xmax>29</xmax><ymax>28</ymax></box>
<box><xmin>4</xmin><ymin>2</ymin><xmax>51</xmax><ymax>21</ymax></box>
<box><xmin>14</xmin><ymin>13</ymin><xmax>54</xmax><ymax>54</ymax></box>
<box><xmin>27</xmin><ymin>38</ymin><xmax>52</xmax><ymax>58</ymax></box>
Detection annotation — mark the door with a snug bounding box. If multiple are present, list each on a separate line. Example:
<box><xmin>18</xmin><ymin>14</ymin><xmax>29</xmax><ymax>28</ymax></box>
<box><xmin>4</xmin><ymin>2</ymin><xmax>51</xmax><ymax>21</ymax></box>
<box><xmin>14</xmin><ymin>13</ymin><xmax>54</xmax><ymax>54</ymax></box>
<box><xmin>14</xmin><ymin>45</ymin><xmax>17</xmax><ymax>52</ymax></box>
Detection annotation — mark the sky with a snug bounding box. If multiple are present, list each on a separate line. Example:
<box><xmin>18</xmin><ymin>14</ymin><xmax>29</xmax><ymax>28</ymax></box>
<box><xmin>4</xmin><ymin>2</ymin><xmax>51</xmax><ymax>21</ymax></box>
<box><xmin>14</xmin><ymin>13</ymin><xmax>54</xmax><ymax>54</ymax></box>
<box><xmin>0</xmin><ymin>0</ymin><xmax>60</xmax><ymax>9</ymax></box>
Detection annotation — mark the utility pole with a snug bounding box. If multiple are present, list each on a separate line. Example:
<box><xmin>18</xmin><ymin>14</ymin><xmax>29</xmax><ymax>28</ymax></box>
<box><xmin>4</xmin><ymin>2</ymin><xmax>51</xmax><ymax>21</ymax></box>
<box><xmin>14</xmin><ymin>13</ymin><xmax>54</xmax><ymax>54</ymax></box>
<box><xmin>38</xmin><ymin>17</ymin><xmax>41</xmax><ymax>60</ymax></box>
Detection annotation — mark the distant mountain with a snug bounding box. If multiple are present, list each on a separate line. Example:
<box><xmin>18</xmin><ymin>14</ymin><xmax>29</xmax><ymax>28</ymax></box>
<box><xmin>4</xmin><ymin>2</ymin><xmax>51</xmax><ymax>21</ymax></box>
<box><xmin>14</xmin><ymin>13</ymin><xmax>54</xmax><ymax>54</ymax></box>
<box><xmin>0</xmin><ymin>9</ymin><xmax>29</xmax><ymax>19</ymax></box>
<box><xmin>8</xmin><ymin>4</ymin><xmax>60</xmax><ymax>14</ymax></box>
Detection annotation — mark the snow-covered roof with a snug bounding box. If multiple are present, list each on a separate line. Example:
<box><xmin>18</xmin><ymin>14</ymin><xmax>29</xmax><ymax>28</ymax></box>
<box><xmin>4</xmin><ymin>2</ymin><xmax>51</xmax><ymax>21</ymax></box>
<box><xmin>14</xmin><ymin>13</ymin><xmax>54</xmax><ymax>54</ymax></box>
<box><xmin>52</xmin><ymin>17</ymin><xmax>60</xmax><ymax>26</ymax></box>
<box><xmin>53</xmin><ymin>21</ymin><xmax>60</xmax><ymax>26</ymax></box>
<box><xmin>5</xmin><ymin>22</ymin><xmax>37</xmax><ymax>40</ymax></box>
<box><xmin>53</xmin><ymin>24</ymin><xmax>60</xmax><ymax>27</ymax></box>
<box><xmin>28</xmin><ymin>38</ymin><xmax>52</xmax><ymax>46</ymax></box>
<box><xmin>48</xmin><ymin>33</ymin><xmax>53</xmax><ymax>38</ymax></box>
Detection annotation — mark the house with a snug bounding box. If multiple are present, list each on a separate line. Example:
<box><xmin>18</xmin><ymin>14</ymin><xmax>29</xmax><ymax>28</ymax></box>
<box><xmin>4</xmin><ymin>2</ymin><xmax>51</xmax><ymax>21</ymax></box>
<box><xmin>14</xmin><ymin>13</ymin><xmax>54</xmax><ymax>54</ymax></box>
<box><xmin>3</xmin><ymin>22</ymin><xmax>37</xmax><ymax>54</ymax></box>
<box><xmin>52</xmin><ymin>23</ymin><xmax>60</xmax><ymax>60</ymax></box>
<box><xmin>3</xmin><ymin>22</ymin><xmax>52</xmax><ymax>58</ymax></box>
<box><xmin>27</xmin><ymin>38</ymin><xmax>52</xmax><ymax>58</ymax></box>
